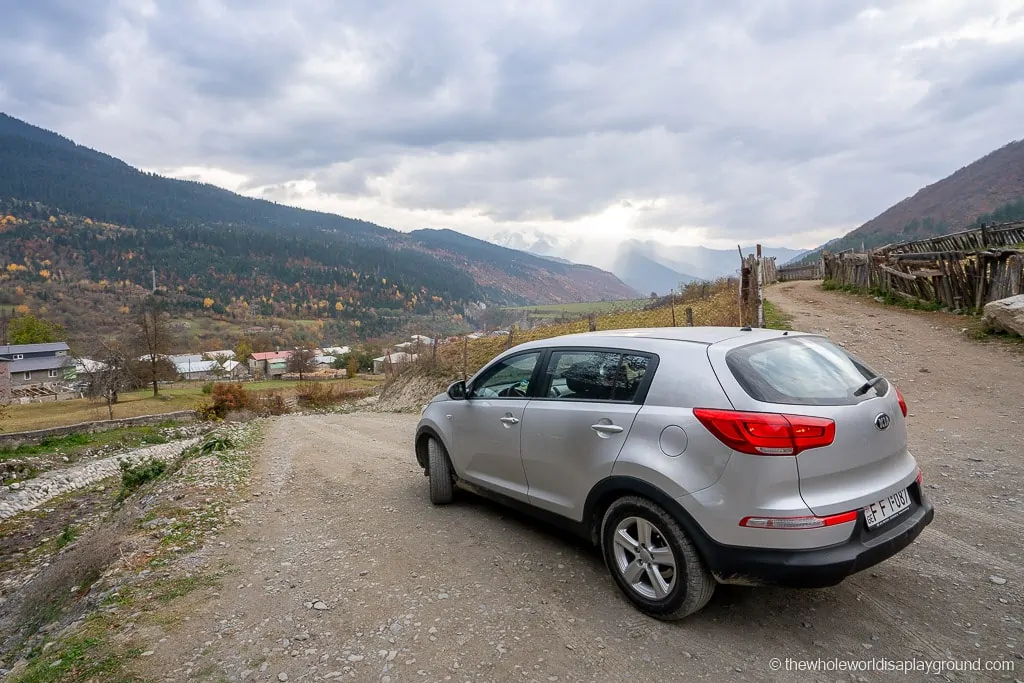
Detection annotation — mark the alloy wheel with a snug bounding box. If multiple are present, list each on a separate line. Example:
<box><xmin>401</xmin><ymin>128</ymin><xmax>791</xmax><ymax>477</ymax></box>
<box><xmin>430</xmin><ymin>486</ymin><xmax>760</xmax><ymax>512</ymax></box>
<box><xmin>611</xmin><ymin>516</ymin><xmax>678</xmax><ymax>600</ymax></box>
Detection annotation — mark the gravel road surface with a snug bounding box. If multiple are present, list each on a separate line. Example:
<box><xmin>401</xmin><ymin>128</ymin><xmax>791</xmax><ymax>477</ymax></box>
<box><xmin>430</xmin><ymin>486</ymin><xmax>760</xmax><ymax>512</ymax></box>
<box><xmin>135</xmin><ymin>282</ymin><xmax>1023</xmax><ymax>682</ymax></box>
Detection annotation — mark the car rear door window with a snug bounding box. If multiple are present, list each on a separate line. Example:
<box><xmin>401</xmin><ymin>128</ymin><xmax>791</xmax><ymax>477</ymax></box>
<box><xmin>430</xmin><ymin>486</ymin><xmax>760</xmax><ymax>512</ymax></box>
<box><xmin>726</xmin><ymin>337</ymin><xmax>885</xmax><ymax>406</ymax></box>
<box><xmin>542</xmin><ymin>351</ymin><xmax>651</xmax><ymax>402</ymax></box>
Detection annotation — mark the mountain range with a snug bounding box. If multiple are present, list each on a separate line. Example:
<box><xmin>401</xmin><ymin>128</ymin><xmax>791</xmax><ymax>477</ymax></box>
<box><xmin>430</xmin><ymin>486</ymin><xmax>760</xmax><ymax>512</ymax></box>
<box><xmin>0</xmin><ymin>113</ymin><xmax>636</xmax><ymax>343</ymax></box>
<box><xmin>489</xmin><ymin>229</ymin><xmax>805</xmax><ymax>294</ymax></box>
<box><xmin>798</xmin><ymin>139</ymin><xmax>1024</xmax><ymax>261</ymax></box>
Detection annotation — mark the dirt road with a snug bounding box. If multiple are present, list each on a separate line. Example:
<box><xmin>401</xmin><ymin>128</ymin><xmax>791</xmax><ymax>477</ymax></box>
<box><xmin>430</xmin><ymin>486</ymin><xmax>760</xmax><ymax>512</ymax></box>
<box><xmin>135</xmin><ymin>283</ymin><xmax>1023</xmax><ymax>682</ymax></box>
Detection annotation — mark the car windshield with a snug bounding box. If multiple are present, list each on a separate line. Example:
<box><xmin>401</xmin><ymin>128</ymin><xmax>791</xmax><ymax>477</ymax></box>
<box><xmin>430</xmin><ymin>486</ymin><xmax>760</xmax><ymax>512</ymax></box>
<box><xmin>726</xmin><ymin>336</ymin><xmax>886</xmax><ymax>406</ymax></box>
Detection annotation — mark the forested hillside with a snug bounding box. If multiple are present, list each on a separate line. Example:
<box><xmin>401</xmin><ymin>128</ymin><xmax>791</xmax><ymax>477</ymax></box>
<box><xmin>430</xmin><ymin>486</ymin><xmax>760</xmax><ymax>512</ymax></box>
<box><xmin>801</xmin><ymin>139</ymin><xmax>1024</xmax><ymax>260</ymax></box>
<box><xmin>0</xmin><ymin>113</ymin><xmax>636</xmax><ymax>345</ymax></box>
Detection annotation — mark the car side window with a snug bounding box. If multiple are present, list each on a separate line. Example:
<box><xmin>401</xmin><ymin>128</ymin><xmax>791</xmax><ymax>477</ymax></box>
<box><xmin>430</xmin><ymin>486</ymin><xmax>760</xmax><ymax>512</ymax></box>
<box><xmin>542</xmin><ymin>351</ymin><xmax>651</xmax><ymax>402</ymax></box>
<box><xmin>469</xmin><ymin>352</ymin><xmax>540</xmax><ymax>399</ymax></box>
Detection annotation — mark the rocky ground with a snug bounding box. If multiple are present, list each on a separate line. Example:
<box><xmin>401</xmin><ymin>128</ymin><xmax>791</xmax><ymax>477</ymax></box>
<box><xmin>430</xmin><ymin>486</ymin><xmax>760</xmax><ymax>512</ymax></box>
<box><xmin>3</xmin><ymin>283</ymin><xmax>1023</xmax><ymax>682</ymax></box>
<box><xmin>0</xmin><ymin>421</ymin><xmax>261</xmax><ymax>681</ymax></box>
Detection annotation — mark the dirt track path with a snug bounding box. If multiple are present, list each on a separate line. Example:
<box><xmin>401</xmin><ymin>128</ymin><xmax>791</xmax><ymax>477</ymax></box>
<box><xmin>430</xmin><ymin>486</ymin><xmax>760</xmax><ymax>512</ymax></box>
<box><xmin>132</xmin><ymin>284</ymin><xmax>1024</xmax><ymax>682</ymax></box>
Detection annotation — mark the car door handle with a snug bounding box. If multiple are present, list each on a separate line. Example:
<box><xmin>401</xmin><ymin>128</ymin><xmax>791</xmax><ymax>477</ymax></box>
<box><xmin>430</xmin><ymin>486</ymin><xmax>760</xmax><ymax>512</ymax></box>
<box><xmin>500</xmin><ymin>416</ymin><xmax>520</xmax><ymax>425</ymax></box>
<box><xmin>591</xmin><ymin>424</ymin><xmax>623</xmax><ymax>434</ymax></box>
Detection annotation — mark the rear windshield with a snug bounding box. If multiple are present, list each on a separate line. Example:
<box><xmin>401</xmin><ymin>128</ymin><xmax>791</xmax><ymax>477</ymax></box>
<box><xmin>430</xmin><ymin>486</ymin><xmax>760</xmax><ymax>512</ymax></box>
<box><xmin>725</xmin><ymin>337</ymin><xmax>887</xmax><ymax>406</ymax></box>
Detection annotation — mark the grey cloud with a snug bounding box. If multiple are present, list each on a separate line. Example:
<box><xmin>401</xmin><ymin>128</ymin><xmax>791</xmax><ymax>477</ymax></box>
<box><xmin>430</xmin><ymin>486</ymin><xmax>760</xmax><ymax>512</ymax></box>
<box><xmin>0</xmin><ymin>0</ymin><xmax>1021</xmax><ymax>248</ymax></box>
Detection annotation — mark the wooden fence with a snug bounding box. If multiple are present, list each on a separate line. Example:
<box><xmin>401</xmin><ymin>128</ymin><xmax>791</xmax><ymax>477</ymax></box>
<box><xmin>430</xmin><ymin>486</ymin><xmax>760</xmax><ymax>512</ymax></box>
<box><xmin>822</xmin><ymin>220</ymin><xmax>1024</xmax><ymax>310</ymax></box>
<box><xmin>739</xmin><ymin>247</ymin><xmax>777</xmax><ymax>327</ymax></box>
<box><xmin>777</xmin><ymin>261</ymin><xmax>823</xmax><ymax>281</ymax></box>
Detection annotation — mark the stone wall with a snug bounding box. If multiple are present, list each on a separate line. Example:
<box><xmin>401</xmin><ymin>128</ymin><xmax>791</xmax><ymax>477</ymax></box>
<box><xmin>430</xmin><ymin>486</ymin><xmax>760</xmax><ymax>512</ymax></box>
<box><xmin>0</xmin><ymin>410</ymin><xmax>196</xmax><ymax>449</ymax></box>
<box><xmin>0</xmin><ymin>362</ymin><xmax>10</xmax><ymax>406</ymax></box>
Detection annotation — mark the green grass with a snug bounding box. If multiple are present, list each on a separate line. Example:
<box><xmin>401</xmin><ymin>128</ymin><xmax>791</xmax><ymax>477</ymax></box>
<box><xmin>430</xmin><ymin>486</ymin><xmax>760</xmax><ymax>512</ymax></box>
<box><xmin>0</xmin><ymin>423</ymin><xmax>177</xmax><ymax>462</ymax></box>
<box><xmin>504</xmin><ymin>298</ymin><xmax>650</xmax><ymax>315</ymax></box>
<box><xmin>117</xmin><ymin>459</ymin><xmax>168</xmax><ymax>502</ymax></box>
<box><xmin>822</xmin><ymin>280</ymin><xmax>944</xmax><ymax>312</ymax></box>
<box><xmin>14</xmin><ymin>619</ymin><xmax>143</xmax><ymax>683</ymax></box>
<box><xmin>762</xmin><ymin>301</ymin><xmax>793</xmax><ymax>330</ymax></box>
<box><xmin>56</xmin><ymin>525</ymin><xmax>79</xmax><ymax>549</ymax></box>
<box><xmin>151</xmin><ymin>574</ymin><xmax>220</xmax><ymax>604</ymax></box>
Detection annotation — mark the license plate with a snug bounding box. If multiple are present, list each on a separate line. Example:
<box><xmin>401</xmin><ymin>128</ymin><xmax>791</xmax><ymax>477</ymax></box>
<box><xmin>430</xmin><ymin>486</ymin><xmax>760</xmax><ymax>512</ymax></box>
<box><xmin>864</xmin><ymin>488</ymin><xmax>912</xmax><ymax>529</ymax></box>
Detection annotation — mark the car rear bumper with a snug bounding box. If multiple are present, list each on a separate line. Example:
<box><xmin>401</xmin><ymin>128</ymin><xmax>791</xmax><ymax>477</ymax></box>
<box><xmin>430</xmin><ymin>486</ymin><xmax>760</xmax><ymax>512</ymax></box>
<box><xmin>700</xmin><ymin>487</ymin><xmax>934</xmax><ymax>588</ymax></box>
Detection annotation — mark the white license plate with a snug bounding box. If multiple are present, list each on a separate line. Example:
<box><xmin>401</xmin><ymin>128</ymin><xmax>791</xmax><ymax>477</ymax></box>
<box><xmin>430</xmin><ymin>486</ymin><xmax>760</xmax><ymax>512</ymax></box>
<box><xmin>864</xmin><ymin>488</ymin><xmax>912</xmax><ymax>529</ymax></box>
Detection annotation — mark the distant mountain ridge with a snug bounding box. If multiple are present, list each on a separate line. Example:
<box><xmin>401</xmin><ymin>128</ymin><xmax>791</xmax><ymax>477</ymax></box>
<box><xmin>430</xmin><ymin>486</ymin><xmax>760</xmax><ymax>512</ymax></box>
<box><xmin>489</xmin><ymin>228</ymin><xmax>805</xmax><ymax>294</ymax></box>
<box><xmin>0</xmin><ymin>112</ymin><xmax>636</xmax><ymax>323</ymax></box>
<box><xmin>800</xmin><ymin>139</ymin><xmax>1024</xmax><ymax>260</ymax></box>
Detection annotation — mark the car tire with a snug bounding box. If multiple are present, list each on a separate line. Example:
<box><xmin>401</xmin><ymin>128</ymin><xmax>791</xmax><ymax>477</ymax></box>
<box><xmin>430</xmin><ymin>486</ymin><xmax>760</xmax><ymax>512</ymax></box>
<box><xmin>427</xmin><ymin>437</ymin><xmax>454</xmax><ymax>505</ymax></box>
<box><xmin>600</xmin><ymin>496</ymin><xmax>715</xmax><ymax>620</ymax></box>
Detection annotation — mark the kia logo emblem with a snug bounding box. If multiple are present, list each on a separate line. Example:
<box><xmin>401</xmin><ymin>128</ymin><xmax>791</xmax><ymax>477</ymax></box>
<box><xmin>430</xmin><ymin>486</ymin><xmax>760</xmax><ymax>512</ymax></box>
<box><xmin>874</xmin><ymin>413</ymin><xmax>891</xmax><ymax>431</ymax></box>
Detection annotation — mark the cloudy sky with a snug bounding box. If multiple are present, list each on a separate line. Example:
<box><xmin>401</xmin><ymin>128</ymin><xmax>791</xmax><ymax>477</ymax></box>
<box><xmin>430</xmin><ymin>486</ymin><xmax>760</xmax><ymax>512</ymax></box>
<box><xmin>2</xmin><ymin>0</ymin><xmax>1023</xmax><ymax>254</ymax></box>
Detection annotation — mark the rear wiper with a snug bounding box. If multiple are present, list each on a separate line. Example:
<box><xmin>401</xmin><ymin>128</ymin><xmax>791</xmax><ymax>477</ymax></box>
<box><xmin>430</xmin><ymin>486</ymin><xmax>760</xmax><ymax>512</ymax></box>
<box><xmin>853</xmin><ymin>376</ymin><xmax>886</xmax><ymax>397</ymax></box>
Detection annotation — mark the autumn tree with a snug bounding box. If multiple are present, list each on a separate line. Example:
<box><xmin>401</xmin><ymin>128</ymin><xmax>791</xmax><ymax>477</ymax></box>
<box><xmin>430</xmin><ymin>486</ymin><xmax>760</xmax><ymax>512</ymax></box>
<box><xmin>84</xmin><ymin>341</ymin><xmax>137</xmax><ymax>420</ymax></box>
<box><xmin>287</xmin><ymin>345</ymin><xmax>317</xmax><ymax>380</ymax></box>
<box><xmin>132</xmin><ymin>296</ymin><xmax>176</xmax><ymax>397</ymax></box>
<box><xmin>8</xmin><ymin>314</ymin><xmax>68</xmax><ymax>344</ymax></box>
<box><xmin>346</xmin><ymin>355</ymin><xmax>359</xmax><ymax>379</ymax></box>
<box><xmin>233</xmin><ymin>339</ymin><xmax>254</xmax><ymax>364</ymax></box>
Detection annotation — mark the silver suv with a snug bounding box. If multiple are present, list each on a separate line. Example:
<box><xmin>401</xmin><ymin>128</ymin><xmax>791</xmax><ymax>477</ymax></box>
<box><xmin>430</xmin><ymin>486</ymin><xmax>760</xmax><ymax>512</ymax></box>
<box><xmin>414</xmin><ymin>327</ymin><xmax>934</xmax><ymax>619</ymax></box>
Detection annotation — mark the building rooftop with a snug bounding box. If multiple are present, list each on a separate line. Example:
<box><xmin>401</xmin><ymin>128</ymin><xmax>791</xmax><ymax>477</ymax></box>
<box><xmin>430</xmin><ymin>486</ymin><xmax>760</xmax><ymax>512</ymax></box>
<box><xmin>0</xmin><ymin>342</ymin><xmax>71</xmax><ymax>355</ymax></box>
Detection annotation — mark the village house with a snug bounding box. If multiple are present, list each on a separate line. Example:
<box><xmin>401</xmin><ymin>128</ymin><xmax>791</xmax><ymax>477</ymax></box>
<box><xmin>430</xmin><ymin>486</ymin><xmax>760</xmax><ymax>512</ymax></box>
<box><xmin>249</xmin><ymin>351</ymin><xmax>290</xmax><ymax>379</ymax></box>
<box><xmin>0</xmin><ymin>342</ymin><xmax>76</xmax><ymax>403</ymax></box>
<box><xmin>371</xmin><ymin>335</ymin><xmax>434</xmax><ymax>374</ymax></box>
<box><xmin>157</xmin><ymin>353</ymin><xmax>247</xmax><ymax>381</ymax></box>
<box><xmin>0</xmin><ymin>342</ymin><xmax>74</xmax><ymax>388</ymax></box>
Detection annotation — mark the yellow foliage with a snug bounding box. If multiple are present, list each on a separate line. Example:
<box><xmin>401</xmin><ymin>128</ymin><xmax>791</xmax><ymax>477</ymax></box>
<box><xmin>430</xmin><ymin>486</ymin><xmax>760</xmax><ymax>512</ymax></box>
<box><xmin>381</xmin><ymin>278</ymin><xmax>387</xmax><ymax>285</ymax></box>
<box><xmin>118</xmin><ymin>305</ymin><xmax>130</xmax><ymax>314</ymax></box>
<box><xmin>14</xmin><ymin>304</ymin><xmax>29</xmax><ymax>314</ymax></box>
<box><xmin>6</xmin><ymin>263</ymin><xmax>27</xmax><ymax>272</ymax></box>
<box><xmin>84</xmin><ymin>217</ymin><xmax>93</xmax><ymax>224</ymax></box>
<box><xmin>48</xmin><ymin>215</ymin><xmax>57</xmax><ymax>223</ymax></box>
<box><xmin>203</xmin><ymin>297</ymin><xmax>215</xmax><ymax>308</ymax></box>
<box><xmin>14</xmin><ymin>286</ymin><xmax>24</xmax><ymax>296</ymax></box>
<box><xmin>39</xmin><ymin>269</ymin><xmax>51</xmax><ymax>279</ymax></box>
<box><xmin>335</xmin><ymin>302</ymin><xmax>344</xmax><ymax>311</ymax></box>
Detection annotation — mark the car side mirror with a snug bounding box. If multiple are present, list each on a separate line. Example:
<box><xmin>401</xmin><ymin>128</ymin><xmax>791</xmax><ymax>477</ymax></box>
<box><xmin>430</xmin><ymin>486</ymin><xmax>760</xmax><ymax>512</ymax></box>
<box><xmin>447</xmin><ymin>380</ymin><xmax>467</xmax><ymax>400</ymax></box>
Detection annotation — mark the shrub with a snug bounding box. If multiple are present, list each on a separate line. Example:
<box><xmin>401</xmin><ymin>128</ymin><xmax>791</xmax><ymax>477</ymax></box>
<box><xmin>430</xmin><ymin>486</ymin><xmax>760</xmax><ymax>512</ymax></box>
<box><xmin>117</xmin><ymin>458</ymin><xmax>167</xmax><ymax>500</ymax></box>
<box><xmin>296</xmin><ymin>381</ymin><xmax>337</xmax><ymax>409</ymax></box>
<box><xmin>346</xmin><ymin>355</ymin><xmax>360</xmax><ymax>379</ymax></box>
<box><xmin>262</xmin><ymin>391</ymin><xmax>289</xmax><ymax>416</ymax></box>
<box><xmin>210</xmin><ymin>382</ymin><xmax>251</xmax><ymax>418</ymax></box>
<box><xmin>201</xmin><ymin>381</ymin><xmax>214</xmax><ymax>395</ymax></box>
<box><xmin>199</xmin><ymin>433</ymin><xmax>234</xmax><ymax>456</ymax></box>
<box><xmin>195</xmin><ymin>400</ymin><xmax>220</xmax><ymax>422</ymax></box>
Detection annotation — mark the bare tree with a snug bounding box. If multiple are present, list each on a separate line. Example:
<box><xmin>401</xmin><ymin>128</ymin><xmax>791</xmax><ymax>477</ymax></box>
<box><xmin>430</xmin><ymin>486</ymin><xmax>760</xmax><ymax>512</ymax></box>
<box><xmin>86</xmin><ymin>342</ymin><xmax>138</xmax><ymax>420</ymax></box>
<box><xmin>132</xmin><ymin>297</ymin><xmax>175</xmax><ymax>397</ymax></box>
<box><xmin>287</xmin><ymin>346</ymin><xmax>317</xmax><ymax>380</ymax></box>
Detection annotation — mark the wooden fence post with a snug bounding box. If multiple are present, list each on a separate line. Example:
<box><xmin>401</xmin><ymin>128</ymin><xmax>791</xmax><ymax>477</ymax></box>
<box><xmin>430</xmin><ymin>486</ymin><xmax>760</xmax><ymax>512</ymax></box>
<box><xmin>756</xmin><ymin>244</ymin><xmax>764</xmax><ymax>328</ymax></box>
<box><xmin>737</xmin><ymin>246</ymin><xmax>745</xmax><ymax>325</ymax></box>
<box><xmin>670</xmin><ymin>290</ymin><xmax>676</xmax><ymax>326</ymax></box>
<box><xmin>685</xmin><ymin>307</ymin><xmax>693</xmax><ymax>327</ymax></box>
<box><xmin>588</xmin><ymin>313</ymin><xmax>597</xmax><ymax>332</ymax></box>
<box><xmin>462</xmin><ymin>336</ymin><xmax>468</xmax><ymax>381</ymax></box>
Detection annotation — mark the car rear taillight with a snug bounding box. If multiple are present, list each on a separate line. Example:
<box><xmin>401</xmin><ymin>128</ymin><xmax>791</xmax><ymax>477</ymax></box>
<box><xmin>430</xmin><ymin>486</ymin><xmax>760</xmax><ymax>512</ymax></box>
<box><xmin>693</xmin><ymin>408</ymin><xmax>835</xmax><ymax>456</ymax></box>
<box><xmin>895</xmin><ymin>386</ymin><xmax>908</xmax><ymax>417</ymax></box>
<box><xmin>739</xmin><ymin>510</ymin><xmax>857</xmax><ymax>529</ymax></box>
<box><xmin>916</xmin><ymin>468</ymin><xmax>923</xmax><ymax>486</ymax></box>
